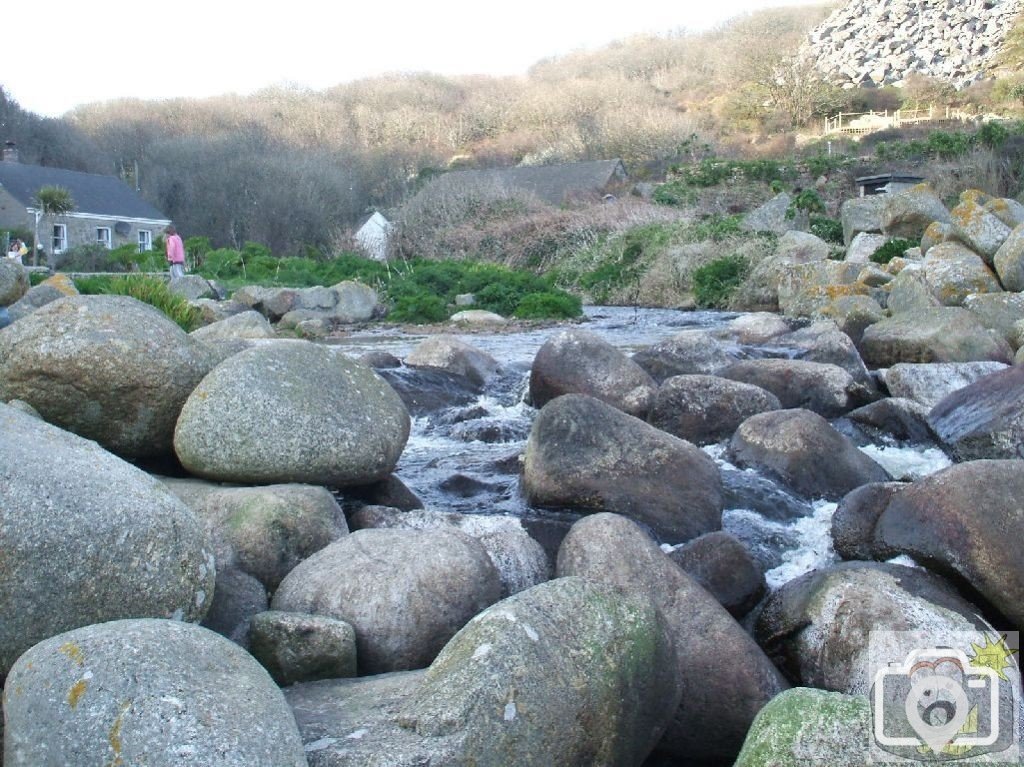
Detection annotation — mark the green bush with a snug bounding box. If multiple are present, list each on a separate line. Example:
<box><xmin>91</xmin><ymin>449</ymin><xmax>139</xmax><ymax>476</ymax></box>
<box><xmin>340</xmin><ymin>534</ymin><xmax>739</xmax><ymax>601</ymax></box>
<box><xmin>388</xmin><ymin>293</ymin><xmax>449</xmax><ymax>323</ymax></box>
<box><xmin>692</xmin><ymin>255</ymin><xmax>749</xmax><ymax>309</ymax></box>
<box><xmin>870</xmin><ymin>238</ymin><xmax>915</xmax><ymax>265</ymax></box>
<box><xmin>652</xmin><ymin>181</ymin><xmax>696</xmax><ymax>206</ymax></box>
<box><xmin>786</xmin><ymin>189</ymin><xmax>826</xmax><ymax>219</ymax></box>
<box><xmin>809</xmin><ymin>215</ymin><xmax>844</xmax><ymax>244</ymax></box>
<box><xmin>978</xmin><ymin>121</ymin><xmax>1010</xmax><ymax>149</ymax></box>
<box><xmin>73</xmin><ymin>275</ymin><xmax>202</xmax><ymax>331</ymax></box>
<box><xmin>514</xmin><ymin>291</ymin><xmax>582</xmax><ymax>319</ymax></box>
<box><xmin>193</xmin><ymin>243</ymin><xmax>581</xmax><ymax>323</ymax></box>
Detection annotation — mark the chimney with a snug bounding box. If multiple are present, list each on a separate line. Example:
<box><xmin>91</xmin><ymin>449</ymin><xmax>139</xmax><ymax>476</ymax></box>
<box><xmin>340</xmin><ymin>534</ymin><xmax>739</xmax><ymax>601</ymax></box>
<box><xmin>3</xmin><ymin>141</ymin><xmax>18</xmax><ymax>163</ymax></box>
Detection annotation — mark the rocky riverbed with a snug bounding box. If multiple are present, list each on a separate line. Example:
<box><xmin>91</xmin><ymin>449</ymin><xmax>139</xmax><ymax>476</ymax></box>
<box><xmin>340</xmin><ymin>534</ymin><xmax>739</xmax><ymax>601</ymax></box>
<box><xmin>1</xmin><ymin>256</ymin><xmax>1023</xmax><ymax>765</ymax></box>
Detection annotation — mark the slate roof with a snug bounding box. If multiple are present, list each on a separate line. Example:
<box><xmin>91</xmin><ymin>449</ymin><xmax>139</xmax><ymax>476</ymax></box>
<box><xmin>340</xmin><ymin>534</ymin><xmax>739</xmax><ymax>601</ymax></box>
<box><xmin>439</xmin><ymin>159</ymin><xmax>627</xmax><ymax>205</ymax></box>
<box><xmin>0</xmin><ymin>162</ymin><xmax>169</xmax><ymax>221</ymax></box>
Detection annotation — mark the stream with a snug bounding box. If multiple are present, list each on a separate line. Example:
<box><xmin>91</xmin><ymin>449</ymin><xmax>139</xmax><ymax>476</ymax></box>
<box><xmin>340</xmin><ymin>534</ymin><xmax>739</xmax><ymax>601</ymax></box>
<box><xmin>329</xmin><ymin>306</ymin><xmax>952</xmax><ymax>588</ymax></box>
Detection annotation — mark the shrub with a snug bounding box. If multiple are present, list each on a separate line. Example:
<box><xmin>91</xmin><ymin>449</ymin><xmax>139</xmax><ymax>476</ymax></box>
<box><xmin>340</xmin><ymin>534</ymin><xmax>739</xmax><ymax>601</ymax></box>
<box><xmin>73</xmin><ymin>275</ymin><xmax>202</xmax><ymax>331</ymax></box>
<box><xmin>809</xmin><ymin>215</ymin><xmax>844</xmax><ymax>244</ymax></box>
<box><xmin>50</xmin><ymin>243</ymin><xmax>161</xmax><ymax>273</ymax></box>
<box><xmin>692</xmin><ymin>254</ymin><xmax>749</xmax><ymax>308</ymax></box>
<box><xmin>870</xmin><ymin>238</ymin><xmax>915</xmax><ymax>265</ymax></box>
<box><xmin>786</xmin><ymin>189</ymin><xmax>826</xmax><ymax>219</ymax></box>
<box><xmin>653</xmin><ymin>181</ymin><xmax>696</xmax><ymax>206</ymax></box>
<box><xmin>978</xmin><ymin>121</ymin><xmax>1010</xmax><ymax>149</ymax></box>
<box><xmin>388</xmin><ymin>293</ymin><xmax>449</xmax><ymax>323</ymax></box>
<box><xmin>514</xmin><ymin>291</ymin><xmax>582</xmax><ymax>319</ymax></box>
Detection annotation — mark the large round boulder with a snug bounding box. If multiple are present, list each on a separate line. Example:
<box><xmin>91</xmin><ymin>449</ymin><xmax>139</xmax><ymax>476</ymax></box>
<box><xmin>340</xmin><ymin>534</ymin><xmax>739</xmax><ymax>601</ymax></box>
<box><xmin>667</xmin><ymin>530</ymin><xmax>767</xmax><ymax>618</ymax></box>
<box><xmin>830</xmin><ymin>482</ymin><xmax>906</xmax><ymax>561</ymax></box>
<box><xmin>272</xmin><ymin>528</ymin><xmax>501</xmax><ymax>674</ymax></box>
<box><xmin>348</xmin><ymin>506</ymin><xmax>549</xmax><ymax>597</ymax></box>
<box><xmin>0</xmin><ymin>258</ymin><xmax>29</xmax><ymax>305</ymax></box>
<box><xmin>927</xmin><ymin>364</ymin><xmax>1024</xmax><ymax>461</ymax></box>
<box><xmin>522</xmin><ymin>393</ymin><xmax>723</xmax><ymax>543</ymax></box>
<box><xmin>405</xmin><ymin>334</ymin><xmax>500</xmax><ymax>387</ymax></box>
<box><xmin>859</xmin><ymin>307</ymin><xmax>1013</xmax><ymax>366</ymax></box>
<box><xmin>248</xmin><ymin>610</ymin><xmax>357</xmax><ymax>686</ymax></box>
<box><xmin>719</xmin><ymin>359</ymin><xmax>864</xmax><ymax>418</ymax></box>
<box><xmin>190</xmin><ymin>483</ymin><xmax>349</xmax><ymax>590</ymax></box>
<box><xmin>734</xmin><ymin>688</ymin><xmax>870</xmax><ymax>767</ymax></box>
<box><xmin>755</xmin><ymin>562</ymin><xmax>989</xmax><ymax>694</ymax></box>
<box><xmin>174</xmin><ymin>341</ymin><xmax>410</xmax><ymax>485</ymax></box>
<box><xmin>529</xmin><ymin>328</ymin><xmax>656</xmax><ymax>416</ymax></box>
<box><xmin>647</xmin><ymin>374</ymin><xmax>781</xmax><ymax>445</ymax></box>
<box><xmin>0</xmin><ymin>404</ymin><xmax>215</xmax><ymax>677</ymax></box>
<box><xmin>631</xmin><ymin>329</ymin><xmax>736</xmax><ymax>383</ymax></box>
<box><xmin>399</xmin><ymin>577</ymin><xmax>680</xmax><ymax>767</ymax></box>
<box><xmin>3</xmin><ymin>619</ymin><xmax>307</xmax><ymax>766</ymax></box>
<box><xmin>190</xmin><ymin>309</ymin><xmax>275</xmax><ymax>341</ymax></box>
<box><xmin>774</xmin><ymin>321</ymin><xmax>875</xmax><ymax>390</ymax></box>
<box><xmin>775</xmin><ymin>230</ymin><xmax>830</xmax><ymax>263</ymax></box>
<box><xmin>873</xmin><ymin>460</ymin><xmax>1024</xmax><ymax>628</ymax></box>
<box><xmin>0</xmin><ymin>295</ymin><xmax>215</xmax><ymax>458</ymax></box>
<box><xmin>7</xmin><ymin>281</ymin><xmax>71</xmax><ymax>322</ymax></box>
<box><xmin>729</xmin><ymin>409</ymin><xmax>891</xmax><ymax>500</ymax></box>
<box><xmin>880</xmin><ymin>361</ymin><xmax>1009</xmax><ymax>409</ymax></box>
<box><xmin>557</xmin><ymin>513</ymin><xmax>787</xmax><ymax>761</ymax></box>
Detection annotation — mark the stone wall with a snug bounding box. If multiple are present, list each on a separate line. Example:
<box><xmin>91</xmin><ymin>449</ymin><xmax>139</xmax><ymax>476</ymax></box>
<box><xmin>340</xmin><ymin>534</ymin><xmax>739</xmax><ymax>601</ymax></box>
<box><xmin>804</xmin><ymin>0</ymin><xmax>1024</xmax><ymax>89</ymax></box>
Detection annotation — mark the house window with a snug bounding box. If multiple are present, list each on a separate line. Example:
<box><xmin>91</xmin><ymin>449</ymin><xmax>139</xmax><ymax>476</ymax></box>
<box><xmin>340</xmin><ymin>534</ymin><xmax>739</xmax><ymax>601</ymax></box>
<box><xmin>138</xmin><ymin>230</ymin><xmax>152</xmax><ymax>252</ymax></box>
<box><xmin>96</xmin><ymin>227</ymin><xmax>112</xmax><ymax>249</ymax></box>
<box><xmin>52</xmin><ymin>224</ymin><xmax>67</xmax><ymax>254</ymax></box>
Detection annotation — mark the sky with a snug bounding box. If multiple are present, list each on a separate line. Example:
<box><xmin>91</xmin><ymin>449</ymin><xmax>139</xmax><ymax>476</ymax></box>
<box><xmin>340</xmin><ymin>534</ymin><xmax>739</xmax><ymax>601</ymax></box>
<box><xmin>5</xmin><ymin>0</ymin><xmax>831</xmax><ymax>118</ymax></box>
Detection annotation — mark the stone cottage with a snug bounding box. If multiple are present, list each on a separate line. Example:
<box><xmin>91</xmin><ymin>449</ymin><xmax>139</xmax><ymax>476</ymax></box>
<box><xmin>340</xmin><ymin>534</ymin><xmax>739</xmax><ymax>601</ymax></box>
<box><xmin>0</xmin><ymin>142</ymin><xmax>171</xmax><ymax>261</ymax></box>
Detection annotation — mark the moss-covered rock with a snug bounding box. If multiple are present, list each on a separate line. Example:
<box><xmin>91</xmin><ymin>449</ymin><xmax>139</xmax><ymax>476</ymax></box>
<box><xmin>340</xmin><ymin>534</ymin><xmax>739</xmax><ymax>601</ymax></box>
<box><xmin>400</xmin><ymin>577</ymin><xmax>679</xmax><ymax>767</ymax></box>
<box><xmin>733</xmin><ymin>688</ymin><xmax>870</xmax><ymax>766</ymax></box>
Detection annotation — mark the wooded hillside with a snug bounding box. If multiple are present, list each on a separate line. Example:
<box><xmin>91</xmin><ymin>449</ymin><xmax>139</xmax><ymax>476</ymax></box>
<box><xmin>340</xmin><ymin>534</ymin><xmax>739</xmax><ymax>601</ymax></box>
<box><xmin>3</xmin><ymin>1</ymin><xmax>1022</xmax><ymax>255</ymax></box>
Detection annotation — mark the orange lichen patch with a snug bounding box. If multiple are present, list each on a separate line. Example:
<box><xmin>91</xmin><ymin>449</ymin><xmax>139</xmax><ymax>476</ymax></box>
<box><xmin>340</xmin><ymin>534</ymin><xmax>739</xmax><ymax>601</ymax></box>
<box><xmin>67</xmin><ymin>678</ymin><xmax>87</xmax><ymax>708</ymax></box>
<box><xmin>960</xmin><ymin>189</ymin><xmax>991</xmax><ymax>206</ymax></box>
<box><xmin>987</xmin><ymin>198</ymin><xmax>1010</xmax><ymax>214</ymax></box>
<box><xmin>42</xmin><ymin>273</ymin><xmax>79</xmax><ymax>296</ymax></box>
<box><xmin>824</xmin><ymin>284</ymin><xmax>870</xmax><ymax>299</ymax></box>
<box><xmin>106</xmin><ymin>701</ymin><xmax>131</xmax><ymax>767</ymax></box>
<box><xmin>951</xmin><ymin>201</ymin><xmax>983</xmax><ymax>227</ymax></box>
<box><xmin>59</xmin><ymin>642</ymin><xmax>85</xmax><ymax>666</ymax></box>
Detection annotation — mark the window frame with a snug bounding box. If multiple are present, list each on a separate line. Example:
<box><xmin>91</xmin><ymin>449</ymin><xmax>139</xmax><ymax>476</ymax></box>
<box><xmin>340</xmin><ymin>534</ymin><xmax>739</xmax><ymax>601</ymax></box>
<box><xmin>96</xmin><ymin>226</ymin><xmax>112</xmax><ymax>249</ymax></box>
<box><xmin>138</xmin><ymin>229</ymin><xmax>152</xmax><ymax>253</ymax></box>
<box><xmin>52</xmin><ymin>223</ymin><xmax>67</xmax><ymax>254</ymax></box>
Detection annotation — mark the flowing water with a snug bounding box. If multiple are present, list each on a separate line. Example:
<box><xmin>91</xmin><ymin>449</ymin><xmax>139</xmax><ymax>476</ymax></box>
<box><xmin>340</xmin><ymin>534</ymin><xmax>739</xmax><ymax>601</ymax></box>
<box><xmin>329</xmin><ymin>306</ymin><xmax>952</xmax><ymax>587</ymax></box>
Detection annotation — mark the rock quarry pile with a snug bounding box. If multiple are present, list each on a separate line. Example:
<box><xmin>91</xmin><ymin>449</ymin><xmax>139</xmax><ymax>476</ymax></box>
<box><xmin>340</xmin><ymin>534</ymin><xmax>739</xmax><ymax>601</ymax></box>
<box><xmin>803</xmin><ymin>0</ymin><xmax>1024</xmax><ymax>88</ymax></box>
<box><xmin>3</xmin><ymin>175</ymin><xmax>1024</xmax><ymax>764</ymax></box>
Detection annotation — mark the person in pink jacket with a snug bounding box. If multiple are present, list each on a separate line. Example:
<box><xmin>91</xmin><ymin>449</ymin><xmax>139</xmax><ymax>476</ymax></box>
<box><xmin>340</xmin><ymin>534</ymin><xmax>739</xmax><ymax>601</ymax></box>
<box><xmin>165</xmin><ymin>224</ymin><xmax>186</xmax><ymax>279</ymax></box>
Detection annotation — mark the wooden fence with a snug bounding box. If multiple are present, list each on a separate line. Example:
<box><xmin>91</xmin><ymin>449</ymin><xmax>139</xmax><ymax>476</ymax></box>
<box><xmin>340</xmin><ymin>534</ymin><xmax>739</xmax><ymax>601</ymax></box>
<box><xmin>822</xmin><ymin>106</ymin><xmax>978</xmax><ymax>137</ymax></box>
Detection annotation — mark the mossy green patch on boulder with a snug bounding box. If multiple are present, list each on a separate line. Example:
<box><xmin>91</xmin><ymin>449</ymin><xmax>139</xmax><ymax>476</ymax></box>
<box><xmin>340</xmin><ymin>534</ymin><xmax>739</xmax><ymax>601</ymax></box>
<box><xmin>733</xmin><ymin>688</ymin><xmax>870</xmax><ymax>767</ymax></box>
